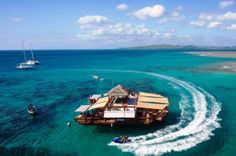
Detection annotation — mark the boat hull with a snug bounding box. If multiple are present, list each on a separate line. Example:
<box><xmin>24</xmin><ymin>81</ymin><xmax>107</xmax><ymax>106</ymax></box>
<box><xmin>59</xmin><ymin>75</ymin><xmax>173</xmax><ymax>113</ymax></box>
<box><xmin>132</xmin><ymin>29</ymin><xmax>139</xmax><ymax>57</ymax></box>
<box><xmin>27</xmin><ymin>106</ymin><xmax>37</xmax><ymax>115</ymax></box>
<box><xmin>16</xmin><ymin>63</ymin><xmax>34</xmax><ymax>69</ymax></box>
<box><xmin>28</xmin><ymin>110</ymin><xmax>36</xmax><ymax>115</ymax></box>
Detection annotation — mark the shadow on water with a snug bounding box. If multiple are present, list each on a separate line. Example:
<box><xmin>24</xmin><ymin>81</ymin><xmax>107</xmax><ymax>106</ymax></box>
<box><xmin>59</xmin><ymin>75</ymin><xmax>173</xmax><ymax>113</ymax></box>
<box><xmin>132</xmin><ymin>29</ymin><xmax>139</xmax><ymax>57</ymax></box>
<box><xmin>0</xmin><ymin>146</ymin><xmax>77</xmax><ymax>156</ymax></box>
<box><xmin>33</xmin><ymin>80</ymin><xmax>98</xmax><ymax>100</ymax></box>
<box><xmin>94</xmin><ymin>112</ymin><xmax>180</xmax><ymax>136</ymax></box>
<box><xmin>0</xmin><ymin>75</ymin><xmax>43</xmax><ymax>87</ymax></box>
<box><xmin>215</xmin><ymin>85</ymin><xmax>234</xmax><ymax>92</ymax></box>
<box><xmin>0</xmin><ymin>77</ymin><xmax>22</xmax><ymax>86</ymax></box>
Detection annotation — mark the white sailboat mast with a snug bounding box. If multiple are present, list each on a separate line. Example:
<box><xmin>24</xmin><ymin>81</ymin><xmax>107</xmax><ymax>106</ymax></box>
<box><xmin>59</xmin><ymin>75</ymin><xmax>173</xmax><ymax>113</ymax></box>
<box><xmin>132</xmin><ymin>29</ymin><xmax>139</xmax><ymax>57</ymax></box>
<box><xmin>21</xmin><ymin>41</ymin><xmax>26</xmax><ymax>62</ymax></box>
<box><xmin>30</xmin><ymin>44</ymin><xmax>35</xmax><ymax>60</ymax></box>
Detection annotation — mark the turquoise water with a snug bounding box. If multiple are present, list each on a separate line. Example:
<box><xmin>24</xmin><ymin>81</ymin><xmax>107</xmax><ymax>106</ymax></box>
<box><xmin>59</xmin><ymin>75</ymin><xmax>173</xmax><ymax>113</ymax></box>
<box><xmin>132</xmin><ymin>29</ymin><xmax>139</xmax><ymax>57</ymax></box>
<box><xmin>0</xmin><ymin>50</ymin><xmax>236</xmax><ymax>156</ymax></box>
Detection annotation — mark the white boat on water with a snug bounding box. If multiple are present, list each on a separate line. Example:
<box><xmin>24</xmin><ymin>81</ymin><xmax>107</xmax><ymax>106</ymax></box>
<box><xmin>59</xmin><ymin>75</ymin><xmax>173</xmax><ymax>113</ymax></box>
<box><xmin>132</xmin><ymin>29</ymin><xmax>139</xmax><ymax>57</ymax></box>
<box><xmin>92</xmin><ymin>75</ymin><xmax>104</xmax><ymax>81</ymax></box>
<box><xmin>16</xmin><ymin>42</ymin><xmax>40</xmax><ymax>69</ymax></box>
<box><xmin>16</xmin><ymin>63</ymin><xmax>34</xmax><ymax>69</ymax></box>
<box><xmin>92</xmin><ymin>75</ymin><xmax>100</xmax><ymax>80</ymax></box>
<box><xmin>25</xmin><ymin>44</ymin><xmax>40</xmax><ymax>65</ymax></box>
<box><xmin>25</xmin><ymin>59</ymin><xmax>40</xmax><ymax>65</ymax></box>
<box><xmin>16</xmin><ymin>42</ymin><xmax>35</xmax><ymax>69</ymax></box>
<box><xmin>27</xmin><ymin>104</ymin><xmax>37</xmax><ymax>115</ymax></box>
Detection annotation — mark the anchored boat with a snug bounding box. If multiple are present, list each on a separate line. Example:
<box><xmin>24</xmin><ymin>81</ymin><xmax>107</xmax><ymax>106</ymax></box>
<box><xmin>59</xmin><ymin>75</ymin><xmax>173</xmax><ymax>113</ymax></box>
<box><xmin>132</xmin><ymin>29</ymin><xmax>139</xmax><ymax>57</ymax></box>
<box><xmin>16</xmin><ymin>42</ymin><xmax>34</xmax><ymax>69</ymax></box>
<box><xmin>16</xmin><ymin>42</ymin><xmax>40</xmax><ymax>69</ymax></box>
<box><xmin>25</xmin><ymin>44</ymin><xmax>40</xmax><ymax>65</ymax></box>
<box><xmin>27</xmin><ymin>104</ymin><xmax>37</xmax><ymax>115</ymax></box>
<box><xmin>16</xmin><ymin>63</ymin><xmax>34</xmax><ymax>69</ymax></box>
<box><xmin>74</xmin><ymin>85</ymin><xmax>169</xmax><ymax>126</ymax></box>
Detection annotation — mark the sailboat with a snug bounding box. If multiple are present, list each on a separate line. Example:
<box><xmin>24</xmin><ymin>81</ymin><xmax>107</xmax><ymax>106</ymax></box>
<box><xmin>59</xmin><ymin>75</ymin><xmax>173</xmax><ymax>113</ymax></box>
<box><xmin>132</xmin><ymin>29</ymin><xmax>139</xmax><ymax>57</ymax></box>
<box><xmin>16</xmin><ymin>42</ymin><xmax>34</xmax><ymax>69</ymax></box>
<box><xmin>25</xmin><ymin>44</ymin><xmax>40</xmax><ymax>65</ymax></box>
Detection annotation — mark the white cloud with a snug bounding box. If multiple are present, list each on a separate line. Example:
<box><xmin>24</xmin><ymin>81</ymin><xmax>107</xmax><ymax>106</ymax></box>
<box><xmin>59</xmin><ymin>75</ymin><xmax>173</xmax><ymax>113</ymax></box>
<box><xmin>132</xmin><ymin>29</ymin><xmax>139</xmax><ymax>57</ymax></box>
<box><xmin>219</xmin><ymin>0</ymin><xmax>234</xmax><ymax>9</ymax></box>
<box><xmin>81</xmin><ymin>23</ymin><xmax>152</xmax><ymax>38</ymax></box>
<box><xmin>198</xmin><ymin>13</ymin><xmax>214</xmax><ymax>21</ymax></box>
<box><xmin>217</xmin><ymin>11</ymin><xmax>236</xmax><ymax>21</ymax></box>
<box><xmin>158</xmin><ymin>6</ymin><xmax>184</xmax><ymax>23</ymax></box>
<box><xmin>163</xmin><ymin>29</ymin><xmax>176</xmax><ymax>38</ymax></box>
<box><xmin>190</xmin><ymin>20</ymin><xmax>205</xmax><ymax>27</ymax></box>
<box><xmin>75</xmin><ymin>15</ymin><xmax>179</xmax><ymax>42</ymax></box>
<box><xmin>190</xmin><ymin>11</ymin><xmax>236</xmax><ymax>29</ymax></box>
<box><xmin>133</xmin><ymin>4</ymin><xmax>165</xmax><ymax>20</ymax></box>
<box><xmin>116</xmin><ymin>3</ymin><xmax>128</xmax><ymax>11</ymax></box>
<box><xmin>197</xmin><ymin>12</ymin><xmax>236</xmax><ymax>21</ymax></box>
<box><xmin>153</xmin><ymin>32</ymin><xmax>161</xmax><ymax>38</ymax></box>
<box><xmin>207</xmin><ymin>21</ymin><xmax>222</xmax><ymax>28</ymax></box>
<box><xmin>10</xmin><ymin>17</ymin><xmax>23</xmax><ymax>22</ymax></box>
<box><xmin>76</xmin><ymin>15</ymin><xmax>109</xmax><ymax>27</ymax></box>
<box><xmin>227</xmin><ymin>23</ymin><xmax>236</xmax><ymax>30</ymax></box>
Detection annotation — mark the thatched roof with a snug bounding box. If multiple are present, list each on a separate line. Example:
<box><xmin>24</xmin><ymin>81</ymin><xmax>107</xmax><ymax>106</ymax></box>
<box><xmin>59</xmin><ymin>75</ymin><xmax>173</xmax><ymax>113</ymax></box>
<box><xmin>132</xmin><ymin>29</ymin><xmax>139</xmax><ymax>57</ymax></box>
<box><xmin>136</xmin><ymin>102</ymin><xmax>168</xmax><ymax>110</ymax></box>
<box><xmin>138</xmin><ymin>96</ymin><xmax>169</xmax><ymax>104</ymax></box>
<box><xmin>75</xmin><ymin>105</ymin><xmax>90</xmax><ymax>112</ymax></box>
<box><xmin>108</xmin><ymin>85</ymin><xmax>129</xmax><ymax>97</ymax></box>
<box><xmin>139</xmin><ymin>92</ymin><xmax>164</xmax><ymax>98</ymax></box>
<box><xmin>136</xmin><ymin>92</ymin><xmax>169</xmax><ymax>110</ymax></box>
<box><xmin>88</xmin><ymin>96</ymin><xmax>109</xmax><ymax>110</ymax></box>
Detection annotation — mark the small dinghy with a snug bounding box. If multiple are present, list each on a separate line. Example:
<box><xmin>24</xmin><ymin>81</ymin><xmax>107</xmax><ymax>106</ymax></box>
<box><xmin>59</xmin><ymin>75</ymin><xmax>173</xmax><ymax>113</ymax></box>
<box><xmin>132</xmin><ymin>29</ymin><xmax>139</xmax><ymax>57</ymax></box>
<box><xmin>112</xmin><ymin>136</ymin><xmax>131</xmax><ymax>144</ymax></box>
<box><xmin>92</xmin><ymin>75</ymin><xmax>104</xmax><ymax>81</ymax></box>
<box><xmin>27</xmin><ymin>104</ymin><xmax>37</xmax><ymax>115</ymax></box>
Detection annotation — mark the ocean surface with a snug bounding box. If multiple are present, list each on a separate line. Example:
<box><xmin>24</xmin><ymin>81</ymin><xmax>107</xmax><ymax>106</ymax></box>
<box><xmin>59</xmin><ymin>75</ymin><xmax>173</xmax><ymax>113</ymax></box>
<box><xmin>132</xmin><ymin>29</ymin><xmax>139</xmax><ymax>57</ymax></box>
<box><xmin>0</xmin><ymin>49</ymin><xmax>236</xmax><ymax>156</ymax></box>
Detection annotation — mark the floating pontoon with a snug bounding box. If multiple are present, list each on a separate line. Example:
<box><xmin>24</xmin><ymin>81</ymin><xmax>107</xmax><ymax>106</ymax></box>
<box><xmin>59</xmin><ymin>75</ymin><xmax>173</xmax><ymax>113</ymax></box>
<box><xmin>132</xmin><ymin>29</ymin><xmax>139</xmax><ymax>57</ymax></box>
<box><xmin>74</xmin><ymin>85</ymin><xmax>169</xmax><ymax>126</ymax></box>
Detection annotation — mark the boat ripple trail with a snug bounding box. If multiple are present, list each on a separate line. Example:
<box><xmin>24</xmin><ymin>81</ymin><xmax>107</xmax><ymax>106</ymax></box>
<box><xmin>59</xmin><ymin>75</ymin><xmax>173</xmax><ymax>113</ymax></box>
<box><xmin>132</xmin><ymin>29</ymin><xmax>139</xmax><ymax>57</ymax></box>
<box><xmin>105</xmin><ymin>70</ymin><xmax>221</xmax><ymax>156</ymax></box>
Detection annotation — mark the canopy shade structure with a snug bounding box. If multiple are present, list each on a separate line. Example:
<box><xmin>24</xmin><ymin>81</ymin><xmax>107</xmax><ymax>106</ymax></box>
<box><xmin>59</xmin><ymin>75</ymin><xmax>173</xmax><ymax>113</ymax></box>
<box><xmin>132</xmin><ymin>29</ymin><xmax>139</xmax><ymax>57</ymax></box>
<box><xmin>104</xmin><ymin>109</ymin><xmax>135</xmax><ymax>118</ymax></box>
<box><xmin>88</xmin><ymin>96</ymin><xmax>109</xmax><ymax>110</ymax></box>
<box><xmin>89</xmin><ymin>94</ymin><xmax>101</xmax><ymax>100</ymax></box>
<box><xmin>138</xmin><ymin>96</ymin><xmax>169</xmax><ymax>104</ymax></box>
<box><xmin>75</xmin><ymin>105</ymin><xmax>90</xmax><ymax>113</ymax></box>
<box><xmin>139</xmin><ymin>92</ymin><xmax>164</xmax><ymax>98</ymax></box>
<box><xmin>136</xmin><ymin>102</ymin><xmax>168</xmax><ymax>110</ymax></box>
<box><xmin>107</xmin><ymin>85</ymin><xmax>130</xmax><ymax>97</ymax></box>
<box><xmin>136</xmin><ymin>92</ymin><xmax>169</xmax><ymax>110</ymax></box>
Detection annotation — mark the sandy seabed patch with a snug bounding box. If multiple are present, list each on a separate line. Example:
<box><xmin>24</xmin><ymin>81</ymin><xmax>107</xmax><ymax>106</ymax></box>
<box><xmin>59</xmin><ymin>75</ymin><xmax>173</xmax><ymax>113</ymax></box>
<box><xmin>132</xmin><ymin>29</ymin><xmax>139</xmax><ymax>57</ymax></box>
<box><xmin>187</xmin><ymin>52</ymin><xmax>236</xmax><ymax>58</ymax></box>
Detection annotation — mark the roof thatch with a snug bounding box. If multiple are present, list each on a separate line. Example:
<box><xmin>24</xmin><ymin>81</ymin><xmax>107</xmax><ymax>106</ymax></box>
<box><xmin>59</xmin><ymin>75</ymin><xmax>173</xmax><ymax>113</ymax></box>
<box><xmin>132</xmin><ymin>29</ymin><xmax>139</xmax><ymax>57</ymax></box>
<box><xmin>108</xmin><ymin>85</ymin><xmax>130</xmax><ymax>97</ymax></box>
<box><xmin>75</xmin><ymin>105</ymin><xmax>90</xmax><ymax>112</ymax></box>
<box><xmin>136</xmin><ymin>92</ymin><xmax>169</xmax><ymax>110</ymax></box>
<box><xmin>136</xmin><ymin>102</ymin><xmax>168</xmax><ymax>110</ymax></box>
<box><xmin>138</xmin><ymin>96</ymin><xmax>169</xmax><ymax>104</ymax></box>
<box><xmin>139</xmin><ymin>92</ymin><xmax>164</xmax><ymax>98</ymax></box>
<box><xmin>88</xmin><ymin>96</ymin><xmax>109</xmax><ymax>110</ymax></box>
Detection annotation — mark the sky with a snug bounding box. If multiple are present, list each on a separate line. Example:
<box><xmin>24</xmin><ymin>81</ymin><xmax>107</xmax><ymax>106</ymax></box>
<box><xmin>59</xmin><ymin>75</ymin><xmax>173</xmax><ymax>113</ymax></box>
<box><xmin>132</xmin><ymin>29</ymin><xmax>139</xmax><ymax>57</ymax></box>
<box><xmin>0</xmin><ymin>0</ymin><xmax>236</xmax><ymax>49</ymax></box>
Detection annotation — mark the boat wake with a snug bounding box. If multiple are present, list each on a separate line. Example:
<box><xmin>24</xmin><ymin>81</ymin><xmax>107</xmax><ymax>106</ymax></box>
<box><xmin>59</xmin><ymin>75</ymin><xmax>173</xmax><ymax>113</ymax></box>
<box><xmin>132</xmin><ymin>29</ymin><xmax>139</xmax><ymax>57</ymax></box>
<box><xmin>104</xmin><ymin>70</ymin><xmax>221</xmax><ymax>156</ymax></box>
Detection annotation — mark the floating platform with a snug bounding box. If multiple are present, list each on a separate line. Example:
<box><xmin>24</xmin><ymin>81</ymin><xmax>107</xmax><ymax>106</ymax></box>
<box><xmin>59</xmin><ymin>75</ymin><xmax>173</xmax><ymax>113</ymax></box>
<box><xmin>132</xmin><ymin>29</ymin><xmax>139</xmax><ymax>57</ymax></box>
<box><xmin>74</xmin><ymin>85</ymin><xmax>169</xmax><ymax>126</ymax></box>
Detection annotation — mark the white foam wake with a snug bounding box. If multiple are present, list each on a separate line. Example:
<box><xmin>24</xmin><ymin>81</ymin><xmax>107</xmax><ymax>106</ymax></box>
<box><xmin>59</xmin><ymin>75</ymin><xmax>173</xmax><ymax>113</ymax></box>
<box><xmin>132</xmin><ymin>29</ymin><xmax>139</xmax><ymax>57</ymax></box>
<box><xmin>105</xmin><ymin>70</ymin><xmax>221</xmax><ymax>156</ymax></box>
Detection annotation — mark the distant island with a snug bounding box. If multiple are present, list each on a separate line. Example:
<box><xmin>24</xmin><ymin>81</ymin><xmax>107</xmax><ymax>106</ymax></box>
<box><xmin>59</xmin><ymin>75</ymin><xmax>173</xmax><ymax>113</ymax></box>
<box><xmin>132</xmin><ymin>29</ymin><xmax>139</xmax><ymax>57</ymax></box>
<box><xmin>122</xmin><ymin>44</ymin><xmax>236</xmax><ymax>50</ymax></box>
